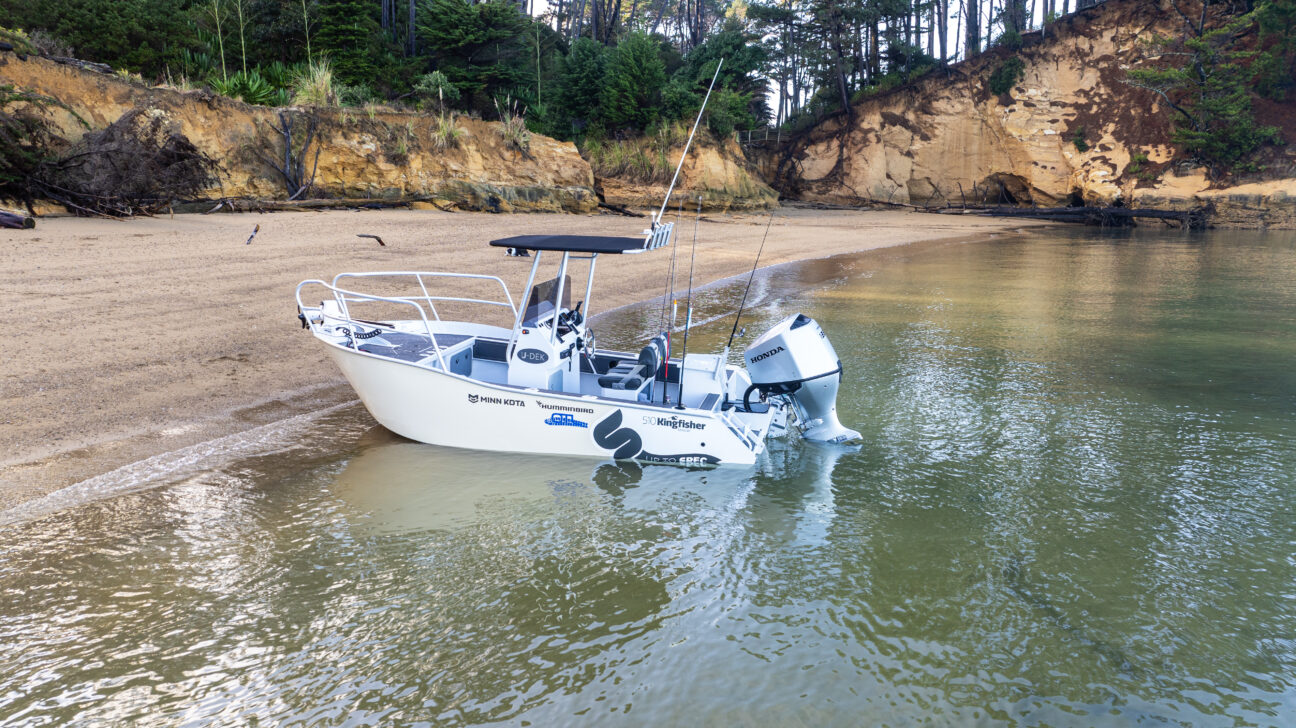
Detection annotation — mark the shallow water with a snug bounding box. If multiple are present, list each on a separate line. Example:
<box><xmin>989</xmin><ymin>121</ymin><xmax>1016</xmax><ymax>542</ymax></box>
<box><xmin>2</xmin><ymin>227</ymin><xmax>1295</xmax><ymax>726</ymax></box>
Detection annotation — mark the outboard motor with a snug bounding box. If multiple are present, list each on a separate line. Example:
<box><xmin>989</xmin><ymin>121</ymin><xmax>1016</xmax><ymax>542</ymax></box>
<box><xmin>744</xmin><ymin>313</ymin><xmax>862</xmax><ymax>444</ymax></box>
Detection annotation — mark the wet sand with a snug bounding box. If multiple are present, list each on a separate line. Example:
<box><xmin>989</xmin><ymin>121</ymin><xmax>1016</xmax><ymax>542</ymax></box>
<box><xmin>0</xmin><ymin>206</ymin><xmax>1041</xmax><ymax>508</ymax></box>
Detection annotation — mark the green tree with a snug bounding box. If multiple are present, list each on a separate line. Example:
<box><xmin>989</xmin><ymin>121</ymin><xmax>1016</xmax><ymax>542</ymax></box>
<box><xmin>1127</xmin><ymin>4</ymin><xmax>1281</xmax><ymax>172</ymax></box>
<box><xmin>1256</xmin><ymin>0</ymin><xmax>1296</xmax><ymax>98</ymax></box>
<box><xmin>416</xmin><ymin>0</ymin><xmax>531</xmax><ymax>112</ymax></box>
<box><xmin>600</xmin><ymin>33</ymin><xmax>667</xmax><ymax>132</ymax></box>
<box><xmin>1</xmin><ymin>0</ymin><xmax>203</xmax><ymax>78</ymax></box>
<box><xmin>316</xmin><ymin>0</ymin><xmax>379</xmax><ymax>85</ymax></box>
<box><xmin>556</xmin><ymin>37</ymin><xmax>607</xmax><ymax>134</ymax></box>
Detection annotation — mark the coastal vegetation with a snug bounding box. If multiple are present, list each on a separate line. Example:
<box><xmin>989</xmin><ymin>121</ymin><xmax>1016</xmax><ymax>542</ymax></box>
<box><xmin>0</xmin><ymin>0</ymin><xmax>1293</xmax><ymax>208</ymax></box>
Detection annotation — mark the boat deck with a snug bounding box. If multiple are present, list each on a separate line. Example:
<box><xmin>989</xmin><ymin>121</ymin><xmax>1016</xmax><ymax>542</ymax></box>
<box><xmin>357</xmin><ymin>332</ymin><xmax>474</xmax><ymax>363</ymax></box>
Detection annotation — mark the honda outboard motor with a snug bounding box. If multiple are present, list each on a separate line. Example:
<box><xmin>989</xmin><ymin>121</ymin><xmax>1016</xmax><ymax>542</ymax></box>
<box><xmin>744</xmin><ymin>313</ymin><xmax>862</xmax><ymax>444</ymax></box>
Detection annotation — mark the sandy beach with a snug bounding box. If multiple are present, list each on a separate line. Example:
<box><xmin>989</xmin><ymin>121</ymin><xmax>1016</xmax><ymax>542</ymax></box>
<box><xmin>0</xmin><ymin>206</ymin><xmax>1041</xmax><ymax>508</ymax></box>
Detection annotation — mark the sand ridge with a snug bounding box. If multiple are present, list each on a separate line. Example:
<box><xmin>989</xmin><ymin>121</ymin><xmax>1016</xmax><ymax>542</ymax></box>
<box><xmin>0</xmin><ymin>206</ymin><xmax>1042</xmax><ymax>507</ymax></box>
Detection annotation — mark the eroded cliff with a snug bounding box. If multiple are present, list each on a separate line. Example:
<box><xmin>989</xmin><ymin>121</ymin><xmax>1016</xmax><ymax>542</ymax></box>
<box><xmin>1</xmin><ymin>52</ymin><xmax>598</xmax><ymax>213</ymax></box>
<box><xmin>778</xmin><ymin>0</ymin><xmax>1296</xmax><ymax>228</ymax></box>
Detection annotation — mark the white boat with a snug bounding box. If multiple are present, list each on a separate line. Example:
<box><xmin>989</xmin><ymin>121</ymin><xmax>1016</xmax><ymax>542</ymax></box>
<box><xmin>294</xmin><ymin>62</ymin><xmax>859</xmax><ymax>466</ymax></box>
<box><xmin>294</xmin><ymin>225</ymin><xmax>860</xmax><ymax>465</ymax></box>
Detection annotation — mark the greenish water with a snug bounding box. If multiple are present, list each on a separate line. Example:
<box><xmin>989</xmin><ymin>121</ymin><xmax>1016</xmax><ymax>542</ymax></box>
<box><xmin>2</xmin><ymin>227</ymin><xmax>1295</xmax><ymax>726</ymax></box>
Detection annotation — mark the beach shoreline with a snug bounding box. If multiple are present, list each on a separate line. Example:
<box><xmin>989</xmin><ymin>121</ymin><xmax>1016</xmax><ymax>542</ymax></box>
<box><xmin>0</xmin><ymin>206</ymin><xmax>1044</xmax><ymax>510</ymax></box>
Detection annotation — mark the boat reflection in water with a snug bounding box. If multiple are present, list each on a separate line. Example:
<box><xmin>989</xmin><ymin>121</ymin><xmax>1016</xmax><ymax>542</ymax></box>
<box><xmin>330</xmin><ymin>424</ymin><xmax>857</xmax><ymax>546</ymax></box>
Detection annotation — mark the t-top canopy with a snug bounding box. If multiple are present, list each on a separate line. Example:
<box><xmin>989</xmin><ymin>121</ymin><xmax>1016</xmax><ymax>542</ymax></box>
<box><xmin>491</xmin><ymin>223</ymin><xmax>673</xmax><ymax>255</ymax></box>
<box><xmin>490</xmin><ymin>234</ymin><xmax>647</xmax><ymax>254</ymax></box>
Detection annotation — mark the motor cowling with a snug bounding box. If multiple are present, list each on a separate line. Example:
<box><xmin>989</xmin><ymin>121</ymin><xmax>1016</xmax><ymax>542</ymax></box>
<box><xmin>744</xmin><ymin>313</ymin><xmax>862</xmax><ymax>444</ymax></box>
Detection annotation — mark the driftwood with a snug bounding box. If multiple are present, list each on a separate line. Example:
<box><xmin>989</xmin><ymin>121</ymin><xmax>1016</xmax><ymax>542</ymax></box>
<box><xmin>48</xmin><ymin>56</ymin><xmax>113</xmax><ymax>74</ymax></box>
<box><xmin>199</xmin><ymin>197</ymin><xmax>415</xmax><ymax>213</ymax></box>
<box><xmin>0</xmin><ymin>210</ymin><xmax>35</xmax><ymax>229</ymax></box>
<box><xmin>598</xmin><ymin>201</ymin><xmax>645</xmax><ymax>217</ymax></box>
<box><xmin>979</xmin><ymin>205</ymin><xmax>1209</xmax><ymax>229</ymax></box>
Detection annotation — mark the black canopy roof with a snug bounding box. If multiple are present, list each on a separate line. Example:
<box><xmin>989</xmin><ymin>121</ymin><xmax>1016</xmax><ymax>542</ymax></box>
<box><xmin>490</xmin><ymin>234</ymin><xmax>649</xmax><ymax>254</ymax></box>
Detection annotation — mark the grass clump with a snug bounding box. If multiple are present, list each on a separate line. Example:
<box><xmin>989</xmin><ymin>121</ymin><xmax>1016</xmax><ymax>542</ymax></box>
<box><xmin>495</xmin><ymin>96</ymin><xmax>530</xmax><ymax>153</ymax></box>
<box><xmin>431</xmin><ymin>114</ymin><xmax>463</xmax><ymax>151</ymax></box>
<box><xmin>291</xmin><ymin>60</ymin><xmax>336</xmax><ymax>107</ymax></box>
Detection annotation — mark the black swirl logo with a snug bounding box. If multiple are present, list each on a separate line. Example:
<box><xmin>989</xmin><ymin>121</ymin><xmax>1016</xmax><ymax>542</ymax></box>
<box><xmin>593</xmin><ymin>410</ymin><xmax>642</xmax><ymax>460</ymax></box>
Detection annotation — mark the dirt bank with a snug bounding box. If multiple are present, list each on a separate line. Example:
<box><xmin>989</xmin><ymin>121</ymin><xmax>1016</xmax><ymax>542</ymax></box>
<box><xmin>0</xmin><ymin>207</ymin><xmax>1043</xmax><ymax>508</ymax></box>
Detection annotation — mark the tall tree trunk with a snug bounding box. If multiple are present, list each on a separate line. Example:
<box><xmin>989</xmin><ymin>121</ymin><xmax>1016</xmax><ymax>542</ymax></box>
<box><xmin>966</xmin><ymin>0</ymin><xmax>980</xmax><ymax>54</ymax></box>
<box><xmin>408</xmin><ymin>0</ymin><xmax>416</xmax><ymax>55</ymax></box>
<box><xmin>1006</xmin><ymin>0</ymin><xmax>1027</xmax><ymax>33</ymax></box>
<box><xmin>868</xmin><ymin>20</ymin><xmax>880</xmax><ymax>78</ymax></box>
<box><xmin>939</xmin><ymin>0</ymin><xmax>948</xmax><ymax>61</ymax></box>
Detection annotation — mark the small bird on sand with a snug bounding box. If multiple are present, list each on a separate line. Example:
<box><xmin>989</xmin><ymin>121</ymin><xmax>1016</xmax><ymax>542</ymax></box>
<box><xmin>245</xmin><ymin>224</ymin><xmax>260</xmax><ymax>245</ymax></box>
<box><xmin>357</xmin><ymin>234</ymin><xmax>386</xmax><ymax>246</ymax></box>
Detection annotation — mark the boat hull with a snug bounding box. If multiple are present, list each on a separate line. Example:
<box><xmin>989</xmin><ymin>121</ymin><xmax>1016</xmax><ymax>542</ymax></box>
<box><xmin>325</xmin><ymin>341</ymin><xmax>763</xmax><ymax>465</ymax></box>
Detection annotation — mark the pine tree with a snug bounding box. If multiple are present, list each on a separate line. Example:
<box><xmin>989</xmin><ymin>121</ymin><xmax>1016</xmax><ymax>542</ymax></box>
<box><xmin>600</xmin><ymin>33</ymin><xmax>667</xmax><ymax>131</ymax></box>
<box><xmin>558</xmin><ymin>38</ymin><xmax>608</xmax><ymax>133</ymax></box>
<box><xmin>316</xmin><ymin>0</ymin><xmax>378</xmax><ymax>85</ymax></box>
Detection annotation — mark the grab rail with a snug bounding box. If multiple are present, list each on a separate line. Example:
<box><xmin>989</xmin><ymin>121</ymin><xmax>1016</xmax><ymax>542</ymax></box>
<box><xmin>296</xmin><ymin>279</ymin><xmax>449</xmax><ymax>372</ymax></box>
<box><xmin>331</xmin><ymin>272</ymin><xmax>517</xmax><ymax>322</ymax></box>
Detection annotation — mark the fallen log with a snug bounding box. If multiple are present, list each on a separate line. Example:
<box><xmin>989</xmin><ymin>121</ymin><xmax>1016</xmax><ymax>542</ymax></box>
<box><xmin>48</xmin><ymin>56</ymin><xmax>113</xmax><ymax>74</ymax></box>
<box><xmin>0</xmin><ymin>210</ymin><xmax>36</xmax><ymax>229</ymax></box>
<box><xmin>598</xmin><ymin>201</ymin><xmax>645</xmax><ymax>217</ymax></box>
<box><xmin>979</xmin><ymin>205</ymin><xmax>1209</xmax><ymax>230</ymax></box>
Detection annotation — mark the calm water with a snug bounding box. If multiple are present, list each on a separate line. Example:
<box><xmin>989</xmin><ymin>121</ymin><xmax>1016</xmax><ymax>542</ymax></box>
<box><xmin>2</xmin><ymin>227</ymin><xmax>1295</xmax><ymax>726</ymax></box>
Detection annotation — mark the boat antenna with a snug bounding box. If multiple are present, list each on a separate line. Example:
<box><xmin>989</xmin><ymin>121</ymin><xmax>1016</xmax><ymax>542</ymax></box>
<box><xmin>676</xmin><ymin>195</ymin><xmax>702</xmax><ymax>409</ymax></box>
<box><xmin>726</xmin><ymin>209</ymin><xmax>777</xmax><ymax>349</ymax></box>
<box><xmin>655</xmin><ymin>59</ymin><xmax>723</xmax><ymax>227</ymax></box>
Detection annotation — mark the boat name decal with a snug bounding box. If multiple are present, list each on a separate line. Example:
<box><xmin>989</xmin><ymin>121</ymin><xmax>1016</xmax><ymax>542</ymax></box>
<box><xmin>750</xmin><ymin>345</ymin><xmax>785</xmax><ymax>363</ymax></box>
<box><xmin>638</xmin><ymin>452</ymin><xmax>720</xmax><ymax>465</ymax></box>
<box><xmin>467</xmin><ymin>393</ymin><xmax>524</xmax><ymax>407</ymax></box>
<box><xmin>516</xmin><ymin>348</ymin><xmax>549</xmax><ymax>364</ymax></box>
<box><xmin>536</xmin><ymin>400</ymin><xmax>595</xmax><ymax>414</ymax></box>
<box><xmin>641</xmin><ymin>415</ymin><xmax>706</xmax><ymax>431</ymax></box>
<box><xmin>594</xmin><ymin>411</ymin><xmax>719</xmax><ymax>465</ymax></box>
<box><xmin>544</xmin><ymin>413</ymin><xmax>588</xmax><ymax>428</ymax></box>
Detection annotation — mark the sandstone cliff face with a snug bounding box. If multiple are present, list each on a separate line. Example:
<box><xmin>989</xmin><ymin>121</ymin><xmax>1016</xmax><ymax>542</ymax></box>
<box><xmin>780</xmin><ymin>0</ymin><xmax>1296</xmax><ymax>228</ymax></box>
<box><xmin>596</xmin><ymin>136</ymin><xmax>778</xmax><ymax>212</ymax></box>
<box><xmin>0</xmin><ymin>53</ymin><xmax>597</xmax><ymax>213</ymax></box>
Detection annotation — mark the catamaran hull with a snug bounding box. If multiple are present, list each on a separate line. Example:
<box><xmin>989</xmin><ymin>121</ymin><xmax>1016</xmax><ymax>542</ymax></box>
<box><xmin>325</xmin><ymin>342</ymin><xmax>763</xmax><ymax>465</ymax></box>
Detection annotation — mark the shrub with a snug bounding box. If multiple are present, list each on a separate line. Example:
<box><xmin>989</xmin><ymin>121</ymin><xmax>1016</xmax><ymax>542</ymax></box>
<box><xmin>1072</xmin><ymin>126</ymin><xmax>1089</xmax><ymax>152</ymax></box>
<box><xmin>210</xmin><ymin>70</ymin><xmax>280</xmax><ymax>105</ymax></box>
<box><xmin>413</xmin><ymin>71</ymin><xmax>459</xmax><ymax>113</ymax></box>
<box><xmin>0</xmin><ymin>26</ymin><xmax>37</xmax><ymax>55</ymax></box>
<box><xmin>291</xmin><ymin>60</ymin><xmax>337</xmax><ymax>107</ymax></box>
<box><xmin>494</xmin><ymin>96</ymin><xmax>530</xmax><ymax>152</ymax></box>
<box><xmin>995</xmin><ymin>29</ymin><xmax>1024</xmax><ymax>51</ymax></box>
<box><xmin>988</xmin><ymin>57</ymin><xmax>1026</xmax><ymax>96</ymax></box>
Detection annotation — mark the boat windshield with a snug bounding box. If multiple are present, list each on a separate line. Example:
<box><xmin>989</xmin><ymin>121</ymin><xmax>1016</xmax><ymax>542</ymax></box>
<box><xmin>522</xmin><ymin>274</ymin><xmax>571</xmax><ymax>325</ymax></box>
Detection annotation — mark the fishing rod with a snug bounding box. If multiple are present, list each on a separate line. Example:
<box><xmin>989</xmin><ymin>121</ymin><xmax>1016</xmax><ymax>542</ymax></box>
<box><xmin>676</xmin><ymin>195</ymin><xmax>702</xmax><ymax>410</ymax></box>
<box><xmin>659</xmin><ymin>198</ymin><xmax>684</xmax><ymax>404</ymax></box>
<box><xmin>654</xmin><ymin>59</ymin><xmax>723</xmax><ymax>227</ymax></box>
<box><xmin>725</xmin><ymin>210</ymin><xmax>777</xmax><ymax>350</ymax></box>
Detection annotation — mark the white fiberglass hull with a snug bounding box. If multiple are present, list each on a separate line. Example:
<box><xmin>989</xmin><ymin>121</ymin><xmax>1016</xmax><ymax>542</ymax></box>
<box><xmin>325</xmin><ymin>340</ymin><xmax>764</xmax><ymax>465</ymax></box>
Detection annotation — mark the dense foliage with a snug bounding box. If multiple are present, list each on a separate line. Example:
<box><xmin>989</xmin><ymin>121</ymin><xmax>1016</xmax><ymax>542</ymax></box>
<box><xmin>2</xmin><ymin>0</ymin><xmax>1292</xmax><ymax>172</ymax></box>
<box><xmin>1127</xmin><ymin>0</ymin><xmax>1292</xmax><ymax>173</ymax></box>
